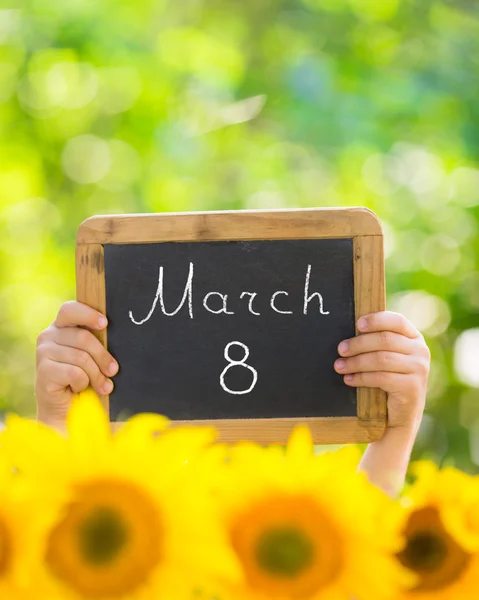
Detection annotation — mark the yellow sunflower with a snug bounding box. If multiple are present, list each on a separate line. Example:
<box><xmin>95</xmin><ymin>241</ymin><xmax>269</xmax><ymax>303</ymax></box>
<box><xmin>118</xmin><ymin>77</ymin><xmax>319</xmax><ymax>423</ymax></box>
<box><xmin>1</xmin><ymin>388</ymin><xmax>239</xmax><ymax>600</ymax></box>
<box><xmin>211</xmin><ymin>426</ymin><xmax>411</xmax><ymax>600</ymax></box>
<box><xmin>0</xmin><ymin>453</ymin><xmax>54</xmax><ymax>599</ymax></box>
<box><xmin>394</xmin><ymin>461</ymin><xmax>479</xmax><ymax>600</ymax></box>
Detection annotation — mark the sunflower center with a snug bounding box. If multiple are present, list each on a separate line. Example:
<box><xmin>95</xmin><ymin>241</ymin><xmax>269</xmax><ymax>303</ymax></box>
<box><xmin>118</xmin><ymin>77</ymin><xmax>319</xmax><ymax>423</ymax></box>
<box><xmin>46</xmin><ymin>479</ymin><xmax>163</xmax><ymax>597</ymax></box>
<box><xmin>231</xmin><ymin>494</ymin><xmax>342</xmax><ymax>597</ymax></box>
<box><xmin>79</xmin><ymin>507</ymin><xmax>128</xmax><ymax>565</ymax></box>
<box><xmin>256</xmin><ymin>527</ymin><xmax>314</xmax><ymax>577</ymax></box>
<box><xmin>398</xmin><ymin>506</ymin><xmax>471</xmax><ymax>591</ymax></box>
<box><xmin>400</xmin><ymin>532</ymin><xmax>447</xmax><ymax>571</ymax></box>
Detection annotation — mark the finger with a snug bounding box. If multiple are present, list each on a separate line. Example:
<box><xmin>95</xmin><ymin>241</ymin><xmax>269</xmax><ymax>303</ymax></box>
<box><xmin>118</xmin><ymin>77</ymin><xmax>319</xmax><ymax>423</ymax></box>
<box><xmin>52</xmin><ymin>328</ymin><xmax>118</xmax><ymax>377</ymax></box>
<box><xmin>40</xmin><ymin>360</ymin><xmax>90</xmax><ymax>395</ymax></box>
<box><xmin>338</xmin><ymin>331</ymin><xmax>415</xmax><ymax>358</ymax></box>
<box><xmin>55</xmin><ymin>301</ymin><xmax>107</xmax><ymax>330</ymax></box>
<box><xmin>335</xmin><ymin>352</ymin><xmax>417</xmax><ymax>375</ymax></box>
<box><xmin>343</xmin><ymin>371</ymin><xmax>414</xmax><ymax>394</ymax></box>
<box><xmin>45</xmin><ymin>344</ymin><xmax>114</xmax><ymax>396</ymax></box>
<box><xmin>357</xmin><ymin>312</ymin><xmax>419</xmax><ymax>339</ymax></box>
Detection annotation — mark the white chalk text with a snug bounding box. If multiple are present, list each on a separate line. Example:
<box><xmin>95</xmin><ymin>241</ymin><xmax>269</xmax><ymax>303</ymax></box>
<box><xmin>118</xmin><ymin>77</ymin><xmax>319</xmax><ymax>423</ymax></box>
<box><xmin>128</xmin><ymin>262</ymin><xmax>330</xmax><ymax>324</ymax></box>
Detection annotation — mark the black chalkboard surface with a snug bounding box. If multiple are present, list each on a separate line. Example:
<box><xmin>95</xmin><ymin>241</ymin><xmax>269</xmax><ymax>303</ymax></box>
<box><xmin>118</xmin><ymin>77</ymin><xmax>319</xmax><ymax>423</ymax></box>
<box><xmin>104</xmin><ymin>239</ymin><xmax>356</xmax><ymax>421</ymax></box>
<box><xmin>76</xmin><ymin>208</ymin><xmax>387</xmax><ymax>444</ymax></box>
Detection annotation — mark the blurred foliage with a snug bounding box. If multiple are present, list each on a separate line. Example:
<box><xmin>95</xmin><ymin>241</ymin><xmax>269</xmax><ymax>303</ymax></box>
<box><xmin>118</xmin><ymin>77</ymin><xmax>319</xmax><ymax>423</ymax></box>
<box><xmin>0</xmin><ymin>0</ymin><xmax>478</xmax><ymax>469</ymax></box>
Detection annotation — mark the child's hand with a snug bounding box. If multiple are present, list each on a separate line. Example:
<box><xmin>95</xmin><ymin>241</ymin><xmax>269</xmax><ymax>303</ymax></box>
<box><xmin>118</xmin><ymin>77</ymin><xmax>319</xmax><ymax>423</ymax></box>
<box><xmin>334</xmin><ymin>311</ymin><xmax>430</xmax><ymax>430</ymax></box>
<box><xmin>35</xmin><ymin>301</ymin><xmax>118</xmax><ymax>427</ymax></box>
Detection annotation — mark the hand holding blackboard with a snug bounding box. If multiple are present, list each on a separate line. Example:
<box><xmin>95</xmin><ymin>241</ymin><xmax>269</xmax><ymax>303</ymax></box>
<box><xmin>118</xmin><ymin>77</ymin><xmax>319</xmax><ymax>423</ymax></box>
<box><xmin>76</xmin><ymin>208</ymin><xmax>387</xmax><ymax>444</ymax></box>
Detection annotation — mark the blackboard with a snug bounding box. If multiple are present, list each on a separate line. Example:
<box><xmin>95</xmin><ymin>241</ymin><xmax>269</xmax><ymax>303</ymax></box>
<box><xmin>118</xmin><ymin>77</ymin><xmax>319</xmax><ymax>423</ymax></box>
<box><xmin>76</xmin><ymin>208</ymin><xmax>387</xmax><ymax>444</ymax></box>
<box><xmin>103</xmin><ymin>239</ymin><xmax>357</xmax><ymax>421</ymax></box>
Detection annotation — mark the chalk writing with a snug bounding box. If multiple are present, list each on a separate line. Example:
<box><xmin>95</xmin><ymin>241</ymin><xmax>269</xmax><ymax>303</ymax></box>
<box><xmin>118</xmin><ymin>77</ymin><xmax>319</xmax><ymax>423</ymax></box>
<box><xmin>304</xmin><ymin>264</ymin><xmax>330</xmax><ymax>315</ymax></box>
<box><xmin>270</xmin><ymin>291</ymin><xmax>293</xmax><ymax>315</ymax></box>
<box><xmin>220</xmin><ymin>341</ymin><xmax>258</xmax><ymax>395</ymax></box>
<box><xmin>129</xmin><ymin>262</ymin><xmax>194</xmax><ymax>324</ymax></box>
<box><xmin>128</xmin><ymin>263</ymin><xmax>331</xmax><ymax>324</ymax></box>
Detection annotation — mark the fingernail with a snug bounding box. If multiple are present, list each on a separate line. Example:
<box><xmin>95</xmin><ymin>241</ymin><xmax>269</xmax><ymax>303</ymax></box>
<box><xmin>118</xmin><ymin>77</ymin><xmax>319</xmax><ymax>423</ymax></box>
<box><xmin>102</xmin><ymin>379</ymin><xmax>113</xmax><ymax>394</ymax></box>
<box><xmin>344</xmin><ymin>374</ymin><xmax>354</xmax><ymax>383</ymax></box>
<box><xmin>358</xmin><ymin>317</ymin><xmax>368</xmax><ymax>331</ymax></box>
<box><xmin>98</xmin><ymin>316</ymin><xmax>108</xmax><ymax>329</ymax></box>
<box><xmin>338</xmin><ymin>341</ymin><xmax>349</xmax><ymax>355</ymax></box>
<box><xmin>108</xmin><ymin>361</ymin><xmax>118</xmax><ymax>376</ymax></box>
<box><xmin>335</xmin><ymin>359</ymin><xmax>346</xmax><ymax>371</ymax></box>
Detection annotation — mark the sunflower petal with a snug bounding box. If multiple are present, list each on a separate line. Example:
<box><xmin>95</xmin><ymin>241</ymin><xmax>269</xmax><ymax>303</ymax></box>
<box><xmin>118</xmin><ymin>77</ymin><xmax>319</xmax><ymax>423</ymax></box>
<box><xmin>0</xmin><ymin>415</ymin><xmax>65</xmax><ymax>475</ymax></box>
<box><xmin>67</xmin><ymin>388</ymin><xmax>111</xmax><ymax>459</ymax></box>
<box><xmin>286</xmin><ymin>425</ymin><xmax>314</xmax><ymax>464</ymax></box>
<box><xmin>115</xmin><ymin>413</ymin><xmax>169</xmax><ymax>443</ymax></box>
<box><xmin>150</xmin><ymin>426</ymin><xmax>218</xmax><ymax>473</ymax></box>
<box><xmin>318</xmin><ymin>444</ymin><xmax>362</xmax><ymax>471</ymax></box>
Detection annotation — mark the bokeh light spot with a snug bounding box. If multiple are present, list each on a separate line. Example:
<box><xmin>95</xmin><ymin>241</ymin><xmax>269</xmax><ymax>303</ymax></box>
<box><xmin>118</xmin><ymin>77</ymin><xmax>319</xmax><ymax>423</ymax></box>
<box><xmin>388</xmin><ymin>144</ymin><xmax>445</xmax><ymax>195</ymax></box>
<box><xmin>420</xmin><ymin>235</ymin><xmax>461</xmax><ymax>276</ymax></box>
<box><xmin>62</xmin><ymin>135</ymin><xmax>111</xmax><ymax>184</ymax></box>
<box><xmin>99</xmin><ymin>140</ymin><xmax>141</xmax><ymax>191</ymax></box>
<box><xmin>0</xmin><ymin>62</ymin><xmax>17</xmax><ymax>104</ymax></box>
<box><xmin>391</xmin><ymin>291</ymin><xmax>451</xmax><ymax>337</ymax></box>
<box><xmin>455</xmin><ymin>329</ymin><xmax>479</xmax><ymax>388</ymax></box>
<box><xmin>97</xmin><ymin>67</ymin><xmax>142</xmax><ymax>115</ymax></box>
<box><xmin>450</xmin><ymin>168</ymin><xmax>479</xmax><ymax>208</ymax></box>
<box><xmin>47</xmin><ymin>62</ymin><xmax>98</xmax><ymax>109</ymax></box>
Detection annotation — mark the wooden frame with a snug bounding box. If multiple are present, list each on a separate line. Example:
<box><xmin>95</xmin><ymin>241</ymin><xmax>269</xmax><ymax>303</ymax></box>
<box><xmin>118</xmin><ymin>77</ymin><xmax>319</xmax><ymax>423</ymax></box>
<box><xmin>76</xmin><ymin>207</ymin><xmax>387</xmax><ymax>444</ymax></box>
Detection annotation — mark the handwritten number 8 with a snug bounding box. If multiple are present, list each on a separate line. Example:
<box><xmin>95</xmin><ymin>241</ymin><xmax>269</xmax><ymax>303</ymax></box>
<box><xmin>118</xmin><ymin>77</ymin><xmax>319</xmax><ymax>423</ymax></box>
<box><xmin>220</xmin><ymin>341</ymin><xmax>258</xmax><ymax>395</ymax></box>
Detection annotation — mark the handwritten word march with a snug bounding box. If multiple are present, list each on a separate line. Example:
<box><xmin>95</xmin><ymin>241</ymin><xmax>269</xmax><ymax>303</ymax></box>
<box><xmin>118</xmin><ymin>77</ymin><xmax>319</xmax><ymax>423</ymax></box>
<box><xmin>128</xmin><ymin>263</ymin><xmax>331</xmax><ymax>325</ymax></box>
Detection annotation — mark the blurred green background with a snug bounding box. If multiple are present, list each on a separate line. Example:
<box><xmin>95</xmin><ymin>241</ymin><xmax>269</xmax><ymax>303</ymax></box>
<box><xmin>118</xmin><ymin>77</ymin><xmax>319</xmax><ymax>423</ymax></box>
<box><xmin>0</xmin><ymin>0</ymin><xmax>478</xmax><ymax>469</ymax></box>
